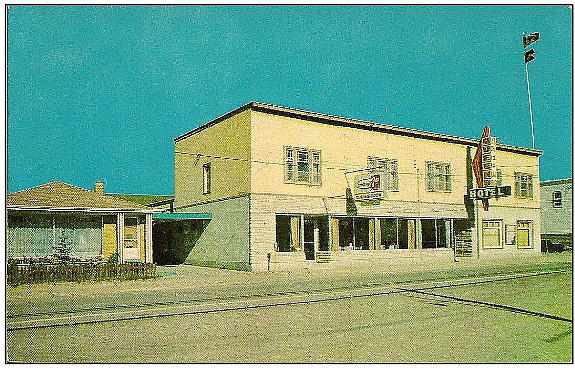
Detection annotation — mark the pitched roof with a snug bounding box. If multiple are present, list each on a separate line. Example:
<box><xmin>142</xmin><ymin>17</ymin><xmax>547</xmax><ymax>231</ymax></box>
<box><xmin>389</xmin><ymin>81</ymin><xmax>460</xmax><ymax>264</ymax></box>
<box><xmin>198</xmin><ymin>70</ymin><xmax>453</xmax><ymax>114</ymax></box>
<box><xmin>174</xmin><ymin>102</ymin><xmax>543</xmax><ymax>157</ymax></box>
<box><xmin>7</xmin><ymin>181</ymin><xmax>153</xmax><ymax>212</ymax></box>
<box><xmin>108</xmin><ymin>194</ymin><xmax>174</xmax><ymax>206</ymax></box>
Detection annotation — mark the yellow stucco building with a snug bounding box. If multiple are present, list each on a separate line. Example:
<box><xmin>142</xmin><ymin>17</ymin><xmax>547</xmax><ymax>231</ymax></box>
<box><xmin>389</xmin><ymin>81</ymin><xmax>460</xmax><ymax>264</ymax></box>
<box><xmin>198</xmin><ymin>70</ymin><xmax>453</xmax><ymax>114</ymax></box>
<box><xmin>174</xmin><ymin>102</ymin><xmax>542</xmax><ymax>272</ymax></box>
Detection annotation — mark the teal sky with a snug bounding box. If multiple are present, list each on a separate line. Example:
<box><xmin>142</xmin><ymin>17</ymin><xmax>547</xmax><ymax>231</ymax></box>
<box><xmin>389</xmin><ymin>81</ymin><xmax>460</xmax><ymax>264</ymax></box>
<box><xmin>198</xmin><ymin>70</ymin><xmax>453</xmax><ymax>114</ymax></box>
<box><xmin>7</xmin><ymin>5</ymin><xmax>572</xmax><ymax>194</ymax></box>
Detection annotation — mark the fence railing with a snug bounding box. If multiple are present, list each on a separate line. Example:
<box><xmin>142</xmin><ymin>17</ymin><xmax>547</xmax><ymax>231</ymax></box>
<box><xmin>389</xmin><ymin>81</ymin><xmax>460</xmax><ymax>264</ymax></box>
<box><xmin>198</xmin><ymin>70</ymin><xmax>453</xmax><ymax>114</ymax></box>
<box><xmin>7</xmin><ymin>262</ymin><xmax>156</xmax><ymax>286</ymax></box>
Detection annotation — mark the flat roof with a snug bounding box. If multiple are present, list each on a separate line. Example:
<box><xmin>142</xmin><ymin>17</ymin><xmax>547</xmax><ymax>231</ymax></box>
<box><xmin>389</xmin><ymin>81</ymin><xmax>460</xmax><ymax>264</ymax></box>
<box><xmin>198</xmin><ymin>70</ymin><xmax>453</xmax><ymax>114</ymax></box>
<box><xmin>540</xmin><ymin>178</ymin><xmax>572</xmax><ymax>186</ymax></box>
<box><xmin>152</xmin><ymin>213</ymin><xmax>212</xmax><ymax>220</ymax></box>
<box><xmin>174</xmin><ymin>102</ymin><xmax>543</xmax><ymax>157</ymax></box>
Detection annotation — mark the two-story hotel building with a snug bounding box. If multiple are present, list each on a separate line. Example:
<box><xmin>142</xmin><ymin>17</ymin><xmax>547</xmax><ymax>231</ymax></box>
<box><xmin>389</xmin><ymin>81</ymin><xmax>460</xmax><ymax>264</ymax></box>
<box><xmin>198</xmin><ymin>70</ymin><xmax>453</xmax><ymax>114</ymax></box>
<box><xmin>174</xmin><ymin>102</ymin><xmax>542</xmax><ymax>272</ymax></box>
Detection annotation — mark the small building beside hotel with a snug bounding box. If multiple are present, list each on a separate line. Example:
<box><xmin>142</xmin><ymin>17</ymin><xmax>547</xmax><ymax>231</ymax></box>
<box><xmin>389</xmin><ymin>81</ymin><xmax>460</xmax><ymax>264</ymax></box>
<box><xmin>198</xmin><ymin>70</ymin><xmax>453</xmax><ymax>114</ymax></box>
<box><xmin>7</xmin><ymin>181</ymin><xmax>154</xmax><ymax>263</ymax></box>
<box><xmin>174</xmin><ymin>102</ymin><xmax>543</xmax><ymax>272</ymax></box>
<box><xmin>540</xmin><ymin>178</ymin><xmax>572</xmax><ymax>252</ymax></box>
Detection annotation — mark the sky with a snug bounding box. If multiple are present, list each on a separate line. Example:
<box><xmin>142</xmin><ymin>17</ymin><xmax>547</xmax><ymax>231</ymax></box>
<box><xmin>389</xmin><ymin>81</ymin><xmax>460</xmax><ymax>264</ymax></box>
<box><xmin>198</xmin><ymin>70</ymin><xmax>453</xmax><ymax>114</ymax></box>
<box><xmin>7</xmin><ymin>5</ymin><xmax>573</xmax><ymax>194</ymax></box>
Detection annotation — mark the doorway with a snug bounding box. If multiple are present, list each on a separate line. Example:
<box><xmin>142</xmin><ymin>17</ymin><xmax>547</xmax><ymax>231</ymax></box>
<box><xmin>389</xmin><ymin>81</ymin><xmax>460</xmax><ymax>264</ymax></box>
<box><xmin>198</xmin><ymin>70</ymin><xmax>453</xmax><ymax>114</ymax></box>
<box><xmin>302</xmin><ymin>216</ymin><xmax>329</xmax><ymax>260</ymax></box>
<box><xmin>303</xmin><ymin>218</ymin><xmax>317</xmax><ymax>260</ymax></box>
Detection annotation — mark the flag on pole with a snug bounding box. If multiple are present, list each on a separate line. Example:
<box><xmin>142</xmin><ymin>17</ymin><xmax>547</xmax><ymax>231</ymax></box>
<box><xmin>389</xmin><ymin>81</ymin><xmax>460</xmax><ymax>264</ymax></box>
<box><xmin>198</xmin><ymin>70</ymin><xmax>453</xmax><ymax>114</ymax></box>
<box><xmin>523</xmin><ymin>32</ymin><xmax>540</xmax><ymax>48</ymax></box>
<box><xmin>524</xmin><ymin>49</ymin><xmax>536</xmax><ymax>64</ymax></box>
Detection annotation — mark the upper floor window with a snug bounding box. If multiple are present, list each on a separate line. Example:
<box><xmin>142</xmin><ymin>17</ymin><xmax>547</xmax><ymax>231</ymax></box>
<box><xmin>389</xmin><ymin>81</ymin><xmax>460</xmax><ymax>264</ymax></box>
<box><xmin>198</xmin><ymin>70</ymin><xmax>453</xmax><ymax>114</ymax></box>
<box><xmin>514</xmin><ymin>172</ymin><xmax>533</xmax><ymax>198</ymax></box>
<box><xmin>426</xmin><ymin>161</ymin><xmax>452</xmax><ymax>193</ymax></box>
<box><xmin>203</xmin><ymin>162</ymin><xmax>211</xmax><ymax>194</ymax></box>
<box><xmin>368</xmin><ymin>157</ymin><xmax>398</xmax><ymax>191</ymax></box>
<box><xmin>553</xmin><ymin>191</ymin><xmax>562</xmax><ymax>208</ymax></box>
<box><xmin>285</xmin><ymin>147</ymin><xmax>321</xmax><ymax>186</ymax></box>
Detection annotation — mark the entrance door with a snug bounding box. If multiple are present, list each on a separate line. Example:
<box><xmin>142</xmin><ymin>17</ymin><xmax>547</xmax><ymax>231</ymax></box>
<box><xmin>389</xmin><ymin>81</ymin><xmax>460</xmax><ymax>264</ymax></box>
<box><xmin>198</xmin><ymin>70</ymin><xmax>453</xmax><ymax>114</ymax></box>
<box><xmin>303</xmin><ymin>218</ymin><xmax>318</xmax><ymax>260</ymax></box>
<box><xmin>123</xmin><ymin>217</ymin><xmax>140</xmax><ymax>261</ymax></box>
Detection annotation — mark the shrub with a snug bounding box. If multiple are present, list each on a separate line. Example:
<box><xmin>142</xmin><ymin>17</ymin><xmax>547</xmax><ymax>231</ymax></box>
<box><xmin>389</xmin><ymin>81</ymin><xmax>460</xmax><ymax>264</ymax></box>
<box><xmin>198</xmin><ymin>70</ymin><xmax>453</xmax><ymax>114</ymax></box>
<box><xmin>6</xmin><ymin>261</ymin><xmax>156</xmax><ymax>286</ymax></box>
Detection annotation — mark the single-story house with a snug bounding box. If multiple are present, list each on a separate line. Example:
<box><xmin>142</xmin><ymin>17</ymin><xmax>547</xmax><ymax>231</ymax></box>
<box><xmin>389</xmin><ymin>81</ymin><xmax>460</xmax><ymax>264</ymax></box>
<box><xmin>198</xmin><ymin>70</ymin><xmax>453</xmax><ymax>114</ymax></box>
<box><xmin>7</xmin><ymin>181</ymin><xmax>154</xmax><ymax>263</ymax></box>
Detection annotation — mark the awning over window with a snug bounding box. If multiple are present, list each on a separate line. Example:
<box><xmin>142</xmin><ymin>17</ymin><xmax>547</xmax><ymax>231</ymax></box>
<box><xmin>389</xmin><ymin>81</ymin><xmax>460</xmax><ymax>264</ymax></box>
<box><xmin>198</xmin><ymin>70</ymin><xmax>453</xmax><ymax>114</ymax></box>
<box><xmin>152</xmin><ymin>213</ymin><xmax>212</xmax><ymax>220</ymax></box>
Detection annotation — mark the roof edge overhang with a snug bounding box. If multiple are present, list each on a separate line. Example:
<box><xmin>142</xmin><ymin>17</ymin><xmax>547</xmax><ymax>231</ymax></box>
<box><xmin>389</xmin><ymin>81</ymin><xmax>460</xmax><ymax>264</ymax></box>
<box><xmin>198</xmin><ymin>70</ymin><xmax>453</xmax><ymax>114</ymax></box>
<box><xmin>174</xmin><ymin>102</ymin><xmax>253</xmax><ymax>142</ymax></box>
<box><xmin>540</xmin><ymin>178</ymin><xmax>572</xmax><ymax>185</ymax></box>
<box><xmin>174</xmin><ymin>102</ymin><xmax>543</xmax><ymax>157</ymax></box>
<box><xmin>7</xmin><ymin>206</ymin><xmax>158</xmax><ymax>214</ymax></box>
<box><xmin>152</xmin><ymin>212</ymin><xmax>212</xmax><ymax>220</ymax></box>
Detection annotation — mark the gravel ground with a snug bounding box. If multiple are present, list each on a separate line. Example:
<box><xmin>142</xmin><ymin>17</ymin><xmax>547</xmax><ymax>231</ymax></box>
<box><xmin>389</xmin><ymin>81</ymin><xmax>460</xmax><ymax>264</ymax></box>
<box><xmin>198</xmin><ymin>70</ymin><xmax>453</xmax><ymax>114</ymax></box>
<box><xmin>6</xmin><ymin>270</ymin><xmax>572</xmax><ymax>363</ymax></box>
<box><xmin>7</xmin><ymin>252</ymin><xmax>572</xmax><ymax>319</ymax></box>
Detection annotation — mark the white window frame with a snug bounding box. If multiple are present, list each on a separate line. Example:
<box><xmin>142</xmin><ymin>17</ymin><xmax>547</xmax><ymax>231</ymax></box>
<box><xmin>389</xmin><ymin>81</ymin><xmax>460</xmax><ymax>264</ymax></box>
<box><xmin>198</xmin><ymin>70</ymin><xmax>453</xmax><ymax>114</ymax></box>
<box><xmin>202</xmin><ymin>162</ymin><xmax>211</xmax><ymax>195</ymax></box>
<box><xmin>516</xmin><ymin>220</ymin><xmax>533</xmax><ymax>249</ymax></box>
<box><xmin>482</xmin><ymin>219</ymin><xmax>503</xmax><ymax>249</ymax></box>
<box><xmin>553</xmin><ymin>191</ymin><xmax>562</xmax><ymax>208</ymax></box>
<box><xmin>426</xmin><ymin>161</ymin><xmax>452</xmax><ymax>193</ymax></box>
<box><xmin>368</xmin><ymin>157</ymin><xmax>399</xmax><ymax>191</ymax></box>
<box><xmin>123</xmin><ymin>217</ymin><xmax>140</xmax><ymax>249</ymax></box>
<box><xmin>284</xmin><ymin>146</ymin><xmax>321</xmax><ymax>186</ymax></box>
<box><xmin>514</xmin><ymin>172</ymin><xmax>533</xmax><ymax>199</ymax></box>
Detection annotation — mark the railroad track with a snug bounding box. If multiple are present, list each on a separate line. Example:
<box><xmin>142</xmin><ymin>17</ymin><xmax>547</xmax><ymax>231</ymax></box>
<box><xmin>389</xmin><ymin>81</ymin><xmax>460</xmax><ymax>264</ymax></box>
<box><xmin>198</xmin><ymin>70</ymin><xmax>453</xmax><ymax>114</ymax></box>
<box><xmin>6</xmin><ymin>270</ymin><xmax>570</xmax><ymax>331</ymax></box>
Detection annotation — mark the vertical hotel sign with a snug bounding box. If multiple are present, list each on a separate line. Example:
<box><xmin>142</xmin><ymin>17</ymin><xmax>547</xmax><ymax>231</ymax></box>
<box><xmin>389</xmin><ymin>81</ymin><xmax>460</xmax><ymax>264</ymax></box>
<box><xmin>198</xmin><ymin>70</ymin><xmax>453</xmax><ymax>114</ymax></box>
<box><xmin>472</xmin><ymin>126</ymin><xmax>497</xmax><ymax>210</ymax></box>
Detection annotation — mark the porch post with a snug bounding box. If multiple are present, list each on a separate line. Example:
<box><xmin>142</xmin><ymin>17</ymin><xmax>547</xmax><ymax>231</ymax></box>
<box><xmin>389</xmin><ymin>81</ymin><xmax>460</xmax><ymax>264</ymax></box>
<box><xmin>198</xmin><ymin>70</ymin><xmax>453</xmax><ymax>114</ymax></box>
<box><xmin>415</xmin><ymin>219</ymin><xmax>423</xmax><ymax>249</ymax></box>
<box><xmin>445</xmin><ymin>219</ymin><xmax>452</xmax><ymax>250</ymax></box>
<box><xmin>290</xmin><ymin>216</ymin><xmax>300</xmax><ymax>251</ymax></box>
<box><xmin>331</xmin><ymin>218</ymin><xmax>340</xmax><ymax>251</ymax></box>
<box><xmin>299</xmin><ymin>215</ymin><xmax>305</xmax><ymax>251</ymax></box>
<box><xmin>145</xmin><ymin>213</ymin><xmax>153</xmax><ymax>263</ymax></box>
<box><xmin>374</xmin><ymin>218</ymin><xmax>381</xmax><ymax>250</ymax></box>
<box><xmin>116</xmin><ymin>213</ymin><xmax>125</xmax><ymax>263</ymax></box>
<box><xmin>369</xmin><ymin>218</ymin><xmax>375</xmax><ymax>250</ymax></box>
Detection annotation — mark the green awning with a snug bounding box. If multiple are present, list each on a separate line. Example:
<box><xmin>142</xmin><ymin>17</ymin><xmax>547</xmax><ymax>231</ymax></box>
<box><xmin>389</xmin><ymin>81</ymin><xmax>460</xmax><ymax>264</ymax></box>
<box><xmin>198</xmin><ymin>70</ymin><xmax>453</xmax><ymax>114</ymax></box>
<box><xmin>152</xmin><ymin>213</ymin><xmax>212</xmax><ymax>220</ymax></box>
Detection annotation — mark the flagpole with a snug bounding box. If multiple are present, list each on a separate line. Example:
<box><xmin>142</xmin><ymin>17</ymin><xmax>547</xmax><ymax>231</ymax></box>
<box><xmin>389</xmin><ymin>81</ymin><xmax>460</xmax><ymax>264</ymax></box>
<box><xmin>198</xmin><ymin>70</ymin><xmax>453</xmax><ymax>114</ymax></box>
<box><xmin>523</xmin><ymin>32</ymin><xmax>536</xmax><ymax>149</ymax></box>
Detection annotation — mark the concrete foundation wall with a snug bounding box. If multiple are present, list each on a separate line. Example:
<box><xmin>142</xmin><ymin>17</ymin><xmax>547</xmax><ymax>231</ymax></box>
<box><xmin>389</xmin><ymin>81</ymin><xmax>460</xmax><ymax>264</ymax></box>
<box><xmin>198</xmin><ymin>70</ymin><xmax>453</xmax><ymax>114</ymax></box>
<box><xmin>178</xmin><ymin>196</ymin><xmax>251</xmax><ymax>271</ymax></box>
<box><xmin>269</xmin><ymin>249</ymin><xmax>454</xmax><ymax>272</ymax></box>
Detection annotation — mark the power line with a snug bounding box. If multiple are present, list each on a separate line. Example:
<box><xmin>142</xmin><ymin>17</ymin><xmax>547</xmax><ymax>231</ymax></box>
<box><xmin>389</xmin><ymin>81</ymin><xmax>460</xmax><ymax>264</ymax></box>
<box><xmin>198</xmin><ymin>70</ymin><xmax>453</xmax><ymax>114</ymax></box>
<box><xmin>174</xmin><ymin>151</ymin><xmax>540</xmax><ymax>179</ymax></box>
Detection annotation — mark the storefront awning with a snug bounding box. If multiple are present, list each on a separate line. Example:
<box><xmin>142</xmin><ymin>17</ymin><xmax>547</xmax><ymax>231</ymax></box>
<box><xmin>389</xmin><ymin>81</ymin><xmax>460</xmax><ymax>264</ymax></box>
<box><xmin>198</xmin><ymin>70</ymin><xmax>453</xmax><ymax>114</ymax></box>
<box><xmin>152</xmin><ymin>213</ymin><xmax>212</xmax><ymax>220</ymax></box>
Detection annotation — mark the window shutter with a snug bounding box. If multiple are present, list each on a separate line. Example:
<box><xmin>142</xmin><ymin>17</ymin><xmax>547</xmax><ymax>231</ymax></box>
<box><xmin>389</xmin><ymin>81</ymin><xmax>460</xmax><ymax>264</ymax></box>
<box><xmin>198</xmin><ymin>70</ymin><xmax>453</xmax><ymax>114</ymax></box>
<box><xmin>284</xmin><ymin>147</ymin><xmax>295</xmax><ymax>183</ymax></box>
<box><xmin>514</xmin><ymin>173</ymin><xmax>520</xmax><ymax>197</ymax></box>
<box><xmin>445</xmin><ymin>164</ymin><xmax>452</xmax><ymax>192</ymax></box>
<box><xmin>427</xmin><ymin>162</ymin><xmax>434</xmax><ymax>192</ymax></box>
<box><xmin>390</xmin><ymin>160</ymin><xmax>398</xmax><ymax>191</ymax></box>
<box><xmin>496</xmin><ymin>170</ymin><xmax>503</xmax><ymax>186</ymax></box>
<box><xmin>527</xmin><ymin>175</ymin><xmax>533</xmax><ymax>198</ymax></box>
<box><xmin>311</xmin><ymin>151</ymin><xmax>321</xmax><ymax>185</ymax></box>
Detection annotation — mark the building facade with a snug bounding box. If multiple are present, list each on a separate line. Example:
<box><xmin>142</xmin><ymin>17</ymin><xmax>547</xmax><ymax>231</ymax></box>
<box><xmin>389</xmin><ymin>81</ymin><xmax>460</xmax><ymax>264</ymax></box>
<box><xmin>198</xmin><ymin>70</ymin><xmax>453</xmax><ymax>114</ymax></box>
<box><xmin>7</xmin><ymin>181</ymin><xmax>154</xmax><ymax>263</ymax></box>
<box><xmin>174</xmin><ymin>102</ymin><xmax>542</xmax><ymax>272</ymax></box>
<box><xmin>540</xmin><ymin>178</ymin><xmax>572</xmax><ymax>251</ymax></box>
